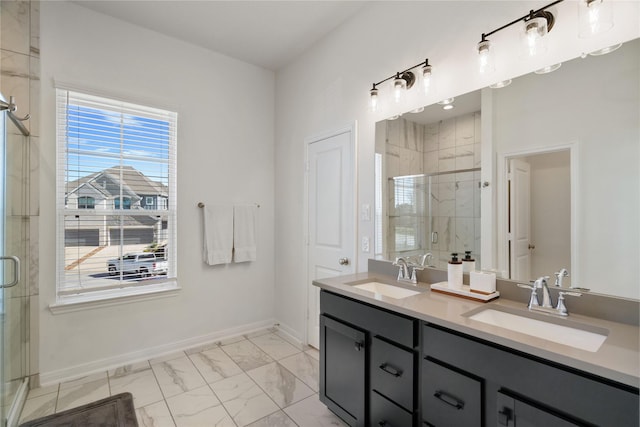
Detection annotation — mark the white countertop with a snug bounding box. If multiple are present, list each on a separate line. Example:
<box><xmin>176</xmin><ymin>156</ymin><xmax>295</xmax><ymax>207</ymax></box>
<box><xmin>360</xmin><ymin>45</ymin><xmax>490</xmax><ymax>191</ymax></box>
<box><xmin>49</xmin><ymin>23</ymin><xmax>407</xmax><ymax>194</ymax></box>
<box><xmin>313</xmin><ymin>272</ymin><xmax>640</xmax><ymax>389</ymax></box>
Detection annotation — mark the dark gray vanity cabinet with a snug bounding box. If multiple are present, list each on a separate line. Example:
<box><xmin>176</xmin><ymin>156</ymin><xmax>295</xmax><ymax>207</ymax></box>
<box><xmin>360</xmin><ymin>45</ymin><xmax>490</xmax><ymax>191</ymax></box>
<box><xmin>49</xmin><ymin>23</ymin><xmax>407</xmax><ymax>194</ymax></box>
<box><xmin>496</xmin><ymin>391</ymin><xmax>583</xmax><ymax>427</ymax></box>
<box><xmin>319</xmin><ymin>314</ymin><xmax>366</xmax><ymax>426</ymax></box>
<box><xmin>421</xmin><ymin>358</ymin><xmax>482</xmax><ymax>427</ymax></box>
<box><xmin>319</xmin><ymin>290</ymin><xmax>418</xmax><ymax>427</ymax></box>
<box><xmin>422</xmin><ymin>324</ymin><xmax>640</xmax><ymax>427</ymax></box>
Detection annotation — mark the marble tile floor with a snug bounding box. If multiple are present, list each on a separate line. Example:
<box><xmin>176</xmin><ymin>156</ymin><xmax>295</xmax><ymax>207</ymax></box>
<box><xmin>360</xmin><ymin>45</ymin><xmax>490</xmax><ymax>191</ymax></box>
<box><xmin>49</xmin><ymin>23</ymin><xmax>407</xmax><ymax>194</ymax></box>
<box><xmin>19</xmin><ymin>329</ymin><xmax>348</xmax><ymax>427</ymax></box>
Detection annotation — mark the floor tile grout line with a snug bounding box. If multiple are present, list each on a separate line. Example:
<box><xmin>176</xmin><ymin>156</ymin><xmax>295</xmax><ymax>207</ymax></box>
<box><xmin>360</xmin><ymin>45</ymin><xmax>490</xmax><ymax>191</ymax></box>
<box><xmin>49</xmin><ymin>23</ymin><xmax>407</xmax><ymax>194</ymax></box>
<box><xmin>148</xmin><ymin>357</ymin><xmax>178</xmax><ymax>427</ymax></box>
<box><xmin>204</xmin><ymin>381</ymin><xmax>239</xmax><ymax>427</ymax></box>
<box><xmin>25</xmin><ymin>328</ymin><xmax>327</xmax><ymax>426</ymax></box>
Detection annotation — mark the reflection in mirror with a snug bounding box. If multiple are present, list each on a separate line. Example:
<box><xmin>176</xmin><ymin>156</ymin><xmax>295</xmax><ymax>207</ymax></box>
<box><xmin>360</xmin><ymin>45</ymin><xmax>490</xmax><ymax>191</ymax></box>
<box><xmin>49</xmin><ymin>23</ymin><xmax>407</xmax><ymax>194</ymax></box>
<box><xmin>374</xmin><ymin>93</ymin><xmax>482</xmax><ymax>270</ymax></box>
<box><xmin>506</xmin><ymin>150</ymin><xmax>570</xmax><ymax>283</ymax></box>
<box><xmin>375</xmin><ymin>38</ymin><xmax>639</xmax><ymax>300</ymax></box>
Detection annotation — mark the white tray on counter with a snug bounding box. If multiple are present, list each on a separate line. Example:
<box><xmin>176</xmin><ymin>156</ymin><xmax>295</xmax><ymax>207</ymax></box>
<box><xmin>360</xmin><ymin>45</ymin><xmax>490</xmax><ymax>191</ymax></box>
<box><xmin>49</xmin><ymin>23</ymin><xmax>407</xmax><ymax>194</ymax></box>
<box><xmin>430</xmin><ymin>282</ymin><xmax>500</xmax><ymax>302</ymax></box>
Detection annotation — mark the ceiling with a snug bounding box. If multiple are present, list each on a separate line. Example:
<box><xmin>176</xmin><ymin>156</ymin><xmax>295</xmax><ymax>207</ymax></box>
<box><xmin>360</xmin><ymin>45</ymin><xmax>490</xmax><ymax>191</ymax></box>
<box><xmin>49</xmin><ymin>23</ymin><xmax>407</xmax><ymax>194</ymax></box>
<box><xmin>74</xmin><ymin>1</ymin><xmax>368</xmax><ymax>71</ymax></box>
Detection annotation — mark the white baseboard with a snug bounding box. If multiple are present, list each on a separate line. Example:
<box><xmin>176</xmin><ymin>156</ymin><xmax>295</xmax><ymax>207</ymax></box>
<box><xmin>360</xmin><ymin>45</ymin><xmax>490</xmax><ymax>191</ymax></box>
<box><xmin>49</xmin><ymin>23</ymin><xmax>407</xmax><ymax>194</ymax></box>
<box><xmin>40</xmin><ymin>318</ymin><xmax>277</xmax><ymax>386</ymax></box>
<box><xmin>274</xmin><ymin>321</ymin><xmax>305</xmax><ymax>350</ymax></box>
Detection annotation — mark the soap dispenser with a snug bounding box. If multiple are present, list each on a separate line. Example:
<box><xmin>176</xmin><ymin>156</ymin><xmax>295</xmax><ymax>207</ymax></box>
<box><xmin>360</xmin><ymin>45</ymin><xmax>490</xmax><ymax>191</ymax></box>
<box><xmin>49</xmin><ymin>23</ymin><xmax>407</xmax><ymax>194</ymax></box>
<box><xmin>448</xmin><ymin>253</ymin><xmax>463</xmax><ymax>290</ymax></box>
<box><xmin>462</xmin><ymin>251</ymin><xmax>476</xmax><ymax>273</ymax></box>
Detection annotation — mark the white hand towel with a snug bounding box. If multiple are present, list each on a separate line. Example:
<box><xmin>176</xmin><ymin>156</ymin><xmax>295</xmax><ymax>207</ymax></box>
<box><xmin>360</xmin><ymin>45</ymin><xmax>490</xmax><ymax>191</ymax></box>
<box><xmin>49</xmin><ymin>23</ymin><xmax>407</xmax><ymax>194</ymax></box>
<box><xmin>202</xmin><ymin>205</ymin><xmax>233</xmax><ymax>265</ymax></box>
<box><xmin>233</xmin><ymin>205</ymin><xmax>257</xmax><ymax>263</ymax></box>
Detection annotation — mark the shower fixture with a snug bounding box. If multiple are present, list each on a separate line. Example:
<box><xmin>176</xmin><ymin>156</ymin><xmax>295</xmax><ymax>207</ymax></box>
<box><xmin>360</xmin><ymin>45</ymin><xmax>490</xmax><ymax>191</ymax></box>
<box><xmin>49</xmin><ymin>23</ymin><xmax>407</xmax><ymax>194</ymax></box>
<box><xmin>0</xmin><ymin>95</ymin><xmax>30</xmax><ymax>137</ymax></box>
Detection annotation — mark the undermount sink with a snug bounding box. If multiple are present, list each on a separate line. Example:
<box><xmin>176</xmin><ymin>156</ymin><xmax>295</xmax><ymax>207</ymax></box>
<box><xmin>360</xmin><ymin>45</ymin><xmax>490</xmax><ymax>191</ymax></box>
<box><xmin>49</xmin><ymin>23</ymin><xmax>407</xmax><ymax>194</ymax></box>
<box><xmin>463</xmin><ymin>305</ymin><xmax>608</xmax><ymax>352</ymax></box>
<box><xmin>351</xmin><ymin>281</ymin><xmax>421</xmax><ymax>300</ymax></box>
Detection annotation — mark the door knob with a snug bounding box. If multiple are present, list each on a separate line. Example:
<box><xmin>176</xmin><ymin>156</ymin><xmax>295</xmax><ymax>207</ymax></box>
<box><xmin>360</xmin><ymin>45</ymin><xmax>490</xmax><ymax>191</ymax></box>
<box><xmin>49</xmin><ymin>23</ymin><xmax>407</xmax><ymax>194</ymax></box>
<box><xmin>338</xmin><ymin>257</ymin><xmax>349</xmax><ymax>266</ymax></box>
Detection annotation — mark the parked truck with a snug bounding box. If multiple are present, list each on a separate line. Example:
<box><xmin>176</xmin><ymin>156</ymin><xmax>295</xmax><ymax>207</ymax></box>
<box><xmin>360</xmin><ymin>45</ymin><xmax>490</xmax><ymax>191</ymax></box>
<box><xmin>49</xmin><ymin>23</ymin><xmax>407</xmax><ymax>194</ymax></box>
<box><xmin>107</xmin><ymin>252</ymin><xmax>168</xmax><ymax>277</ymax></box>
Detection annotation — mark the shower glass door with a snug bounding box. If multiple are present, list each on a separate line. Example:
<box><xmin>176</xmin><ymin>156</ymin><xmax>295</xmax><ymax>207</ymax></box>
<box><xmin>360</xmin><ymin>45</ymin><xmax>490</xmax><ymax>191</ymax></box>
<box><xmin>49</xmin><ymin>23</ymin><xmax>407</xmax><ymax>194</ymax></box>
<box><xmin>0</xmin><ymin>98</ymin><xmax>29</xmax><ymax>426</ymax></box>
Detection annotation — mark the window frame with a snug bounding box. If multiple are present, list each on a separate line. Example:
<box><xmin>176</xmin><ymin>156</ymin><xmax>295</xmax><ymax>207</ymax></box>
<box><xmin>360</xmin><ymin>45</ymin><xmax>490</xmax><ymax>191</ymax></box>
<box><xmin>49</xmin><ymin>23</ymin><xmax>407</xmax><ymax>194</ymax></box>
<box><xmin>54</xmin><ymin>86</ymin><xmax>178</xmax><ymax>310</ymax></box>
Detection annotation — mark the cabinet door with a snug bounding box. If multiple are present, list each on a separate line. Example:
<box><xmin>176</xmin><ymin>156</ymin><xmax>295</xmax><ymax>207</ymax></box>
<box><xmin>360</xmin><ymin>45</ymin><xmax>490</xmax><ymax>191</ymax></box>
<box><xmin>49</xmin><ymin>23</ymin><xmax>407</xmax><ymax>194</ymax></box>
<box><xmin>497</xmin><ymin>391</ymin><xmax>584</xmax><ymax>427</ymax></box>
<box><xmin>320</xmin><ymin>315</ymin><xmax>366</xmax><ymax>426</ymax></box>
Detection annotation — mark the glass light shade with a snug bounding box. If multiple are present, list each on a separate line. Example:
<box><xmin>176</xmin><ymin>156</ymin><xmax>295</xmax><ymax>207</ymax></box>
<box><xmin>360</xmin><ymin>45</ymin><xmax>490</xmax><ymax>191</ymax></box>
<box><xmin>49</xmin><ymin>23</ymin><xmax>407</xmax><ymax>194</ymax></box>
<box><xmin>370</xmin><ymin>88</ymin><xmax>379</xmax><ymax>112</ymax></box>
<box><xmin>393</xmin><ymin>77</ymin><xmax>406</xmax><ymax>103</ymax></box>
<box><xmin>522</xmin><ymin>17</ymin><xmax>548</xmax><ymax>57</ymax></box>
<box><xmin>589</xmin><ymin>43</ymin><xmax>622</xmax><ymax>56</ymax></box>
<box><xmin>534</xmin><ymin>63</ymin><xmax>562</xmax><ymax>74</ymax></box>
<box><xmin>478</xmin><ymin>40</ymin><xmax>494</xmax><ymax>74</ymax></box>
<box><xmin>422</xmin><ymin>65</ymin><xmax>432</xmax><ymax>94</ymax></box>
<box><xmin>489</xmin><ymin>79</ymin><xmax>512</xmax><ymax>89</ymax></box>
<box><xmin>579</xmin><ymin>0</ymin><xmax>613</xmax><ymax>38</ymax></box>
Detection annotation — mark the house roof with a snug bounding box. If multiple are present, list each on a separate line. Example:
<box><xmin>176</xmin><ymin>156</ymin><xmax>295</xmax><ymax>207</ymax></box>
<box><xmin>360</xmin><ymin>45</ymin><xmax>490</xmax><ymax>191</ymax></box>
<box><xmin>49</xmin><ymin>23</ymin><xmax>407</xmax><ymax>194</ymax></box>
<box><xmin>67</xmin><ymin>166</ymin><xmax>168</xmax><ymax>198</ymax></box>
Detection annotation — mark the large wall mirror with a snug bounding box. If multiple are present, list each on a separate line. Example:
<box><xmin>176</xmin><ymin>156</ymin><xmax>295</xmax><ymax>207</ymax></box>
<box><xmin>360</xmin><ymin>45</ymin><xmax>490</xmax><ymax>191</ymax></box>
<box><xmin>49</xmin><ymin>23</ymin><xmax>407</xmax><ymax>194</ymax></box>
<box><xmin>374</xmin><ymin>38</ymin><xmax>639</xmax><ymax>300</ymax></box>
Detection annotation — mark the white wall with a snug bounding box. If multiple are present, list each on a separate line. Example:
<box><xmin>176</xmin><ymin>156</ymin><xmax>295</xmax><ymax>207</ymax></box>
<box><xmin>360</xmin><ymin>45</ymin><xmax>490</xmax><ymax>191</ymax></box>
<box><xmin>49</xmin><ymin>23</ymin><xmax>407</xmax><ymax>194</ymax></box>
<box><xmin>274</xmin><ymin>1</ymin><xmax>640</xmax><ymax>341</ymax></box>
<box><xmin>39</xmin><ymin>2</ymin><xmax>275</xmax><ymax>382</ymax></box>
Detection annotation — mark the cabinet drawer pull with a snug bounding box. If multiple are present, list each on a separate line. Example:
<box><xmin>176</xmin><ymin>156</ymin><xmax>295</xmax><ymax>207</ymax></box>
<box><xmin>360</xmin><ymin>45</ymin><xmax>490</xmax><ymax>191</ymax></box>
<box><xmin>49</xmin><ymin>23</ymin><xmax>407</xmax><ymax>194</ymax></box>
<box><xmin>379</xmin><ymin>363</ymin><xmax>402</xmax><ymax>377</ymax></box>
<box><xmin>378</xmin><ymin>421</ymin><xmax>389</xmax><ymax>427</ymax></box>
<box><xmin>434</xmin><ymin>390</ymin><xmax>465</xmax><ymax>410</ymax></box>
<box><xmin>354</xmin><ymin>341</ymin><xmax>364</xmax><ymax>352</ymax></box>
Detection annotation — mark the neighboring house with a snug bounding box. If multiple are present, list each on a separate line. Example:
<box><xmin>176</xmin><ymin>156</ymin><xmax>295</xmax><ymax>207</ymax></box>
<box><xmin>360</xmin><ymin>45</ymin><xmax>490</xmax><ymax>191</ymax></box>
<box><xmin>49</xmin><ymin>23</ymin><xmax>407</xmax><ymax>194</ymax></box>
<box><xmin>65</xmin><ymin>165</ymin><xmax>169</xmax><ymax>246</ymax></box>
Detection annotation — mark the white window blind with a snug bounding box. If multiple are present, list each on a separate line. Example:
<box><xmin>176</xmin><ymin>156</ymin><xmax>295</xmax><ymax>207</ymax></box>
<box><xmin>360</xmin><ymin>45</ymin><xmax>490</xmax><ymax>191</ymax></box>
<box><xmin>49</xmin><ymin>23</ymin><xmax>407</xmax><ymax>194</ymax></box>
<box><xmin>56</xmin><ymin>88</ymin><xmax>177</xmax><ymax>302</ymax></box>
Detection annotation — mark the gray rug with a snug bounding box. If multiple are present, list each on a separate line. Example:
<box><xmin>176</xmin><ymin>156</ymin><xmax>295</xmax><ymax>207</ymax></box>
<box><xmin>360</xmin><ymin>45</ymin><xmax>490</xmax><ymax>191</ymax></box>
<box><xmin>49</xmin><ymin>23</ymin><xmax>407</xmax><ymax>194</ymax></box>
<box><xmin>19</xmin><ymin>392</ymin><xmax>138</xmax><ymax>427</ymax></box>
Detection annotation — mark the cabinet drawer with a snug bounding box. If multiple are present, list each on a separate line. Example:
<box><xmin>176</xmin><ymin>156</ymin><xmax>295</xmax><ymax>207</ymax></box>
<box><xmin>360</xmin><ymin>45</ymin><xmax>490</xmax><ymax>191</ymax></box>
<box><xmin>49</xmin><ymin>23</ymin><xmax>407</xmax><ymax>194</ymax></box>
<box><xmin>321</xmin><ymin>290</ymin><xmax>415</xmax><ymax>347</ymax></box>
<box><xmin>371</xmin><ymin>390</ymin><xmax>413</xmax><ymax>427</ymax></box>
<box><xmin>371</xmin><ymin>336</ymin><xmax>414</xmax><ymax>411</ymax></box>
<box><xmin>422</xmin><ymin>359</ymin><xmax>481</xmax><ymax>427</ymax></box>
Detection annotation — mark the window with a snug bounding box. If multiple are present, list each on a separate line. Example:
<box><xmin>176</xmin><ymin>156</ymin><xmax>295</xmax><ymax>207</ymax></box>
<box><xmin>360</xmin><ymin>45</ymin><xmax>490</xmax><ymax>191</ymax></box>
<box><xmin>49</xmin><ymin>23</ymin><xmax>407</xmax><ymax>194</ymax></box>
<box><xmin>391</xmin><ymin>175</ymin><xmax>424</xmax><ymax>254</ymax></box>
<box><xmin>114</xmin><ymin>196</ymin><xmax>132</xmax><ymax>210</ymax></box>
<box><xmin>145</xmin><ymin>196</ymin><xmax>155</xmax><ymax>209</ymax></box>
<box><xmin>56</xmin><ymin>88</ymin><xmax>178</xmax><ymax>306</ymax></box>
<box><xmin>77</xmin><ymin>196</ymin><xmax>95</xmax><ymax>209</ymax></box>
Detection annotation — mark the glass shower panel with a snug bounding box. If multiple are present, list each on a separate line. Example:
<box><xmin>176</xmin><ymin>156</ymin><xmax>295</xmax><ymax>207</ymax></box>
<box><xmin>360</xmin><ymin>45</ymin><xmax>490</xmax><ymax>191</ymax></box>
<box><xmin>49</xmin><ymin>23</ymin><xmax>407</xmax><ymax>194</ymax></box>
<box><xmin>0</xmin><ymin>102</ymin><xmax>30</xmax><ymax>426</ymax></box>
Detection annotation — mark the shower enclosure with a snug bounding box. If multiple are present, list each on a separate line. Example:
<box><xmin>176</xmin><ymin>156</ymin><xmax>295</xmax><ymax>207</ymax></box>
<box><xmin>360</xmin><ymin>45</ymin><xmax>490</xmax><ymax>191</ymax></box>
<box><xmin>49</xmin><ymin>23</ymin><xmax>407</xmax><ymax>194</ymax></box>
<box><xmin>384</xmin><ymin>169</ymin><xmax>482</xmax><ymax>269</ymax></box>
<box><xmin>0</xmin><ymin>93</ymin><xmax>31</xmax><ymax>426</ymax></box>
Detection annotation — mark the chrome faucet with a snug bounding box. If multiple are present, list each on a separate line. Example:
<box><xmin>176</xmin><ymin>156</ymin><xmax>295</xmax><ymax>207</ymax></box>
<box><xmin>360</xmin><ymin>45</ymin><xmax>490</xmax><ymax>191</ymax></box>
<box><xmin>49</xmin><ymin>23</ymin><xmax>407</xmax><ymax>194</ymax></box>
<box><xmin>393</xmin><ymin>257</ymin><xmax>423</xmax><ymax>284</ymax></box>
<box><xmin>517</xmin><ymin>275</ymin><xmax>582</xmax><ymax>317</ymax></box>
<box><xmin>393</xmin><ymin>257</ymin><xmax>410</xmax><ymax>282</ymax></box>
<box><xmin>537</xmin><ymin>276</ymin><xmax>554</xmax><ymax>308</ymax></box>
<box><xmin>554</xmin><ymin>268</ymin><xmax>569</xmax><ymax>287</ymax></box>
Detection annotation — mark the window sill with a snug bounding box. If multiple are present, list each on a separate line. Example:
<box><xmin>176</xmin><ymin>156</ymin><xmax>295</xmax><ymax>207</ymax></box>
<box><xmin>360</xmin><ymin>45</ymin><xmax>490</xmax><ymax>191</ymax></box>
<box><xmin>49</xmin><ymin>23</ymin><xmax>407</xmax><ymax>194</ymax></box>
<box><xmin>49</xmin><ymin>280</ymin><xmax>180</xmax><ymax>314</ymax></box>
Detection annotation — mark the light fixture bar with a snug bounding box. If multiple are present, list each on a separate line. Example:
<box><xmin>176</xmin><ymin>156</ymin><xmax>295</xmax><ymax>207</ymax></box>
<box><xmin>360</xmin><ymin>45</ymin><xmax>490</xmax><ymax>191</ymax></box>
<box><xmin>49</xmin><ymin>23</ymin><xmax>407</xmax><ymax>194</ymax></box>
<box><xmin>371</xmin><ymin>59</ymin><xmax>430</xmax><ymax>90</ymax></box>
<box><xmin>480</xmin><ymin>0</ymin><xmax>564</xmax><ymax>41</ymax></box>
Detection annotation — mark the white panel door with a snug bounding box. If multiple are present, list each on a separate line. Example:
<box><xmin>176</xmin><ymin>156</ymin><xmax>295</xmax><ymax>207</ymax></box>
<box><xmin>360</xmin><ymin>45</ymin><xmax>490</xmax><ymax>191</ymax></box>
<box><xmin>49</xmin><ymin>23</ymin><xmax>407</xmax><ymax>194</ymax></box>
<box><xmin>509</xmin><ymin>158</ymin><xmax>532</xmax><ymax>281</ymax></box>
<box><xmin>307</xmin><ymin>128</ymin><xmax>355</xmax><ymax>348</ymax></box>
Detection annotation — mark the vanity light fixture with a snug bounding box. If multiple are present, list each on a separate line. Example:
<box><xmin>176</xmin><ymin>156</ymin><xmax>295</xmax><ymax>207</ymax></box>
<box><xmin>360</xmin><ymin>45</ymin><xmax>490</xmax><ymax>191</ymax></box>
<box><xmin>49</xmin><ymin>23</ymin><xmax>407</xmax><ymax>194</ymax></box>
<box><xmin>477</xmin><ymin>37</ymin><xmax>494</xmax><ymax>74</ymax></box>
<box><xmin>522</xmin><ymin>10</ymin><xmax>554</xmax><ymax>57</ymax></box>
<box><xmin>578</xmin><ymin>0</ymin><xmax>613</xmax><ymax>38</ymax></box>
<box><xmin>477</xmin><ymin>0</ymin><xmax>562</xmax><ymax>72</ymax></box>
<box><xmin>369</xmin><ymin>86</ymin><xmax>379</xmax><ymax>112</ymax></box>
<box><xmin>534</xmin><ymin>63</ymin><xmax>562</xmax><ymax>74</ymax></box>
<box><xmin>369</xmin><ymin>58</ymin><xmax>433</xmax><ymax>112</ymax></box>
<box><xmin>422</xmin><ymin>60</ymin><xmax>433</xmax><ymax>94</ymax></box>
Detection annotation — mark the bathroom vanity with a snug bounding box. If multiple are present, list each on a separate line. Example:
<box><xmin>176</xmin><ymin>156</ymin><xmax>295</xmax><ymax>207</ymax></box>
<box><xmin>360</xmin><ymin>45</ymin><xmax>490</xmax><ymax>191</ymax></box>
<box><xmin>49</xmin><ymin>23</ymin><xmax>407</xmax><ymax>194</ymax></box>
<box><xmin>315</xmin><ymin>270</ymin><xmax>639</xmax><ymax>427</ymax></box>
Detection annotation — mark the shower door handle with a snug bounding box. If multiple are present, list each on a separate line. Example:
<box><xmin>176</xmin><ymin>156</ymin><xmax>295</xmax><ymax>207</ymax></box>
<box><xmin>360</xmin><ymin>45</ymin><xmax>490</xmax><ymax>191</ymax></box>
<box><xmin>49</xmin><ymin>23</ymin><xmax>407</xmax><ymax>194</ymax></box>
<box><xmin>0</xmin><ymin>256</ymin><xmax>20</xmax><ymax>288</ymax></box>
<box><xmin>431</xmin><ymin>232</ymin><xmax>438</xmax><ymax>244</ymax></box>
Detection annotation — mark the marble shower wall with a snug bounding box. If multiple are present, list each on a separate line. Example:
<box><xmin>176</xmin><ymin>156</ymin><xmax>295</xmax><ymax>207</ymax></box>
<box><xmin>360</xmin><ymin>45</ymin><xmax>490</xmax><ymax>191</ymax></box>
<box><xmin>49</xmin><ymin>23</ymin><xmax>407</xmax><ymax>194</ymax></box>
<box><xmin>381</xmin><ymin>112</ymin><xmax>481</xmax><ymax>268</ymax></box>
<box><xmin>424</xmin><ymin>112</ymin><xmax>481</xmax><ymax>269</ymax></box>
<box><xmin>0</xmin><ymin>0</ymin><xmax>40</xmax><ymax>386</ymax></box>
